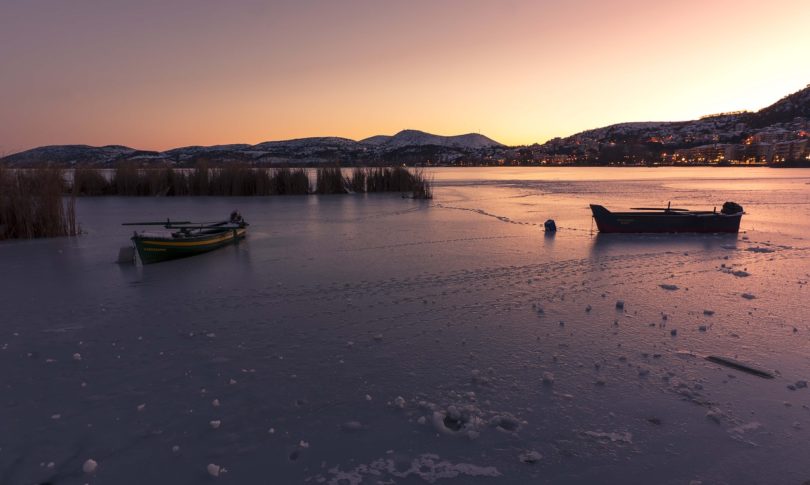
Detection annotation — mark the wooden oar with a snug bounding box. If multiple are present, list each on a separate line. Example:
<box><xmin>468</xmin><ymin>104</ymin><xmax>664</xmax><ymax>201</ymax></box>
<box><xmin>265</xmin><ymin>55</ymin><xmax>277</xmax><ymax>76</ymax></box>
<box><xmin>122</xmin><ymin>220</ymin><xmax>192</xmax><ymax>226</ymax></box>
<box><xmin>630</xmin><ymin>207</ymin><xmax>689</xmax><ymax>212</ymax></box>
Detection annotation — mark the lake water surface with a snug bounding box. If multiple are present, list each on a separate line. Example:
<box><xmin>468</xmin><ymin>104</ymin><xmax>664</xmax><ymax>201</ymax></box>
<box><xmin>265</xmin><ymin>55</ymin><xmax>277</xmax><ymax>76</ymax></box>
<box><xmin>1</xmin><ymin>167</ymin><xmax>809</xmax><ymax>484</ymax></box>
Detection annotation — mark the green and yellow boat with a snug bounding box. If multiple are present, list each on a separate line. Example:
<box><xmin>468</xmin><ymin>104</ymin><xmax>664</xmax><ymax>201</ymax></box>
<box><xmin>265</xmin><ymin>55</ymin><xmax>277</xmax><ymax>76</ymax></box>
<box><xmin>123</xmin><ymin>213</ymin><xmax>248</xmax><ymax>264</ymax></box>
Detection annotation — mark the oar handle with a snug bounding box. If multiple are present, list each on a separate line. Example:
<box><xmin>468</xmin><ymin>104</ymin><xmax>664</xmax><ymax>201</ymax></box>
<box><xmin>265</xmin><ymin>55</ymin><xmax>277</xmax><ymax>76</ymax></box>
<box><xmin>122</xmin><ymin>221</ymin><xmax>193</xmax><ymax>226</ymax></box>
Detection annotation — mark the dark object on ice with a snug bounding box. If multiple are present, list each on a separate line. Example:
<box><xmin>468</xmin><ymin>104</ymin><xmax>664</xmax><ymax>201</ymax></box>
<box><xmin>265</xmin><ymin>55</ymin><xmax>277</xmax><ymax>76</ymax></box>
<box><xmin>117</xmin><ymin>246</ymin><xmax>135</xmax><ymax>264</ymax></box>
<box><xmin>705</xmin><ymin>355</ymin><xmax>774</xmax><ymax>379</ymax></box>
<box><xmin>443</xmin><ymin>414</ymin><xmax>464</xmax><ymax>431</ymax></box>
<box><xmin>122</xmin><ymin>216</ymin><xmax>249</xmax><ymax>264</ymax></box>
<box><xmin>720</xmin><ymin>201</ymin><xmax>743</xmax><ymax>215</ymax></box>
<box><xmin>589</xmin><ymin>202</ymin><xmax>743</xmax><ymax>233</ymax></box>
<box><xmin>544</xmin><ymin>219</ymin><xmax>557</xmax><ymax>232</ymax></box>
<box><xmin>229</xmin><ymin>210</ymin><xmax>244</xmax><ymax>224</ymax></box>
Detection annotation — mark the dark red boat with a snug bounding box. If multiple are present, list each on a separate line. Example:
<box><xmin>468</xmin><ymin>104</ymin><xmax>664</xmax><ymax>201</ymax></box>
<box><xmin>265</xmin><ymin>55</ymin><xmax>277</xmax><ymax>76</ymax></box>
<box><xmin>590</xmin><ymin>202</ymin><xmax>743</xmax><ymax>234</ymax></box>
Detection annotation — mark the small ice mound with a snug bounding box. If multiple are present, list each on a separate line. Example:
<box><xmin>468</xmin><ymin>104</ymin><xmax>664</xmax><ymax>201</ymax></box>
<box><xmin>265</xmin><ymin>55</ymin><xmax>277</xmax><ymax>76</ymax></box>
<box><xmin>796</xmin><ymin>380</ymin><xmax>808</xmax><ymax>389</ymax></box>
<box><xmin>583</xmin><ymin>430</ymin><xmax>633</xmax><ymax>444</ymax></box>
<box><xmin>698</xmin><ymin>325</ymin><xmax>707</xmax><ymax>332</ymax></box>
<box><xmin>615</xmin><ymin>300</ymin><xmax>624</xmax><ymax>310</ymax></box>
<box><xmin>670</xmin><ymin>329</ymin><xmax>677</xmax><ymax>336</ymax></box>
<box><xmin>741</xmin><ymin>293</ymin><xmax>756</xmax><ymax>300</ymax></box>
<box><xmin>341</xmin><ymin>421</ymin><xmax>364</xmax><ymax>432</ymax></box>
<box><xmin>72</xmin><ymin>353</ymin><xmax>82</xmax><ymax>361</ymax></box>
<box><xmin>470</xmin><ymin>369</ymin><xmax>491</xmax><ymax>386</ymax></box>
<box><xmin>490</xmin><ymin>413</ymin><xmax>522</xmax><ymax>433</ymax></box>
<box><xmin>660</xmin><ymin>284</ymin><xmax>679</xmax><ymax>291</ymax></box>
<box><xmin>431</xmin><ymin>406</ymin><xmax>483</xmax><ymax>439</ymax></box>
<box><xmin>209</xmin><ymin>420</ymin><xmax>221</xmax><ymax>429</ymax></box>
<box><xmin>82</xmin><ymin>458</ymin><xmax>98</xmax><ymax>474</ymax></box>
<box><xmin>705</xmin><ymin>408</ymin><xmax>724</xmax><ymax>424</ymax></box>
<box><xmin>729</xmin><ymin>421</ymin><xmax>763</xmax><ymax>436</ymax></box>
<box><xmin>212</xmin><ymin>398</ymin><xmax>220</xmax><ymax>407</ymax></box>
<box><xmin>321</xmin><ymin>453</ymin><xmax>501</xmax><ymax>483</ymax></box>
<box><xmin>393</xmin><ymin>396</ymin><xmax>406</xmax><ymax>409</ymax></box>
<box><xmin>137</xmin><ymin>403</ymin><xmax>146</xmax><ymax>412</ymax></box>
<box><xmin>585</xmin><ymin>305</ymin><xmax>592</xmax><ymax>312</ymax></box>
<box><xmin>518</xmin><ymin>450</ymin><xmax>543</xmax><ymax>464</ymax></box>
<box><xmin>542</xmin><ymin>372</ymin><xmax>554</xmax><ymax>385</ymax></box>
<box><xmin>703</xmin><ymin>310</ymin><xmax>715</xmax><ymax>316</ymax></box>
<box><xmin>207</xmin><ymin>463</ymin><xmax>226</xmax><ymax>477</ymax></box>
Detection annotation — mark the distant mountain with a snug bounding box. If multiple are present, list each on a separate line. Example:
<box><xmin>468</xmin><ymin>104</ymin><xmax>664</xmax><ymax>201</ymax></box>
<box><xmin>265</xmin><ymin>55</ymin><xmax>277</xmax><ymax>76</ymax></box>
<box><xmin>1</xmin><ymin>144</ymin><xmax>142</xmax><ymax>166</ymax></box>
<box><xmin>1</xmin><ymin>130</ymin><xmax>505</xmax><ymax>167</ymax></box>
<box><xmin>361</xmin><ymin>129</ymin><xmax>504</xmax><ymax>149</ymax></box>
<box><xmin>746</xmin><ymin>84</ymin><xmax>810</xmax><ymax>128</ymax></box>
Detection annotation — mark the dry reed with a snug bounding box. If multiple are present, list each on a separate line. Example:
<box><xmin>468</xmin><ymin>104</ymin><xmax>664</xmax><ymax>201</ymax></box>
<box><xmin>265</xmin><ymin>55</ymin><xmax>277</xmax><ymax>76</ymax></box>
<box><xmin>0</xmin><ymin>167</ymin><xmax>77</xmax><ymax>240</ymax></box>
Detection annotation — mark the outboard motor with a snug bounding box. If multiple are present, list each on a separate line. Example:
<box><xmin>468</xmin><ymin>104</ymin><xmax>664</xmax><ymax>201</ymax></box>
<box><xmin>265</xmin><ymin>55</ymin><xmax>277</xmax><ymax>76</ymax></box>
<box><xmin>544</xmin><ymin>219</ymin><xmax>557</xmax><ymax>232</ymax></box>
<box><xmin>721</xmin><ymin>202</ymin><xmax>743</xmax><ymax>215</ymax></box>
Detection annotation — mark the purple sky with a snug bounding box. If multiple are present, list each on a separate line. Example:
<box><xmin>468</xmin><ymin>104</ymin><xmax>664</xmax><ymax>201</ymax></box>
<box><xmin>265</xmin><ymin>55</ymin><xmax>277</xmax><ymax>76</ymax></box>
<box><xmin>1</xmin><ymin>0</ymin><xmax>809</xmax><ymax>153</ymax></box>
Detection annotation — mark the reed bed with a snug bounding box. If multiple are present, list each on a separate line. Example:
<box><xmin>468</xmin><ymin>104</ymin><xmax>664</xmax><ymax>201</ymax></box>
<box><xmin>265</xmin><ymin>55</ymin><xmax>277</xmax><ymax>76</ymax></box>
<box><xmin>75</xmin><ymin>164</ymin><xmax>312</xmax><ymax>196</ymax></box>
<box><xmin>351</xmin><ymin>167</ymin><xmax>433</xmax><ymax>199</ymax></box>
<box><xmin>0</xmin><ymin>167</ymin><xmax>77</xmax><ymax>240</ymax></box>
<box><xmin>269</xmin><ymin>168</ymin><xmax>310</xmax><ymax>195</ymax></box>
<box><xmin>77</xmin><ymin>165</ymin><xmax>431</xmax><ymax>197</ymax></box>
<box><xmin>315</xmin><ymin>167</ymin><xmax>348</xmax><ymax>194</ymax></box>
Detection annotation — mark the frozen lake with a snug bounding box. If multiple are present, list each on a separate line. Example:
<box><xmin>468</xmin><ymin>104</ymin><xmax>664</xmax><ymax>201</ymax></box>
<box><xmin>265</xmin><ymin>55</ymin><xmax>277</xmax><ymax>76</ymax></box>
<box><xmin>1</xmin><ymin>167</ymin><xmax>809</xmax><ymax>484</ymax></box>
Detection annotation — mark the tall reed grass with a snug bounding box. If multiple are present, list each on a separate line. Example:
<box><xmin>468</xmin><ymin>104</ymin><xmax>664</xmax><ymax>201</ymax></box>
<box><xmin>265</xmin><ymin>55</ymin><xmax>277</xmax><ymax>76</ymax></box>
<box><xmin>350</xmin><ymin>167</ymin><xmax>433</xmax><ymax>198</ymax></box>
<box><xmin>0</xmin><ymin>167</ymin><xmax>77</xmax><ymax>240</ymax></box>
<box><xmin>315</xmin><ymin>167</ymin><xmax>348</xmax><ymax>194</ymax></box>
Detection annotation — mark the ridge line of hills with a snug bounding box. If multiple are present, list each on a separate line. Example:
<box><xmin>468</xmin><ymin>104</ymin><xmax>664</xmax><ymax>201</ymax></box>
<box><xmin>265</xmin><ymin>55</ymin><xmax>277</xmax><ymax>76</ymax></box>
<box><xmin>2</xmin><ymin>84</ymin><xmax>809</xmax><ymax>167</ymax></box>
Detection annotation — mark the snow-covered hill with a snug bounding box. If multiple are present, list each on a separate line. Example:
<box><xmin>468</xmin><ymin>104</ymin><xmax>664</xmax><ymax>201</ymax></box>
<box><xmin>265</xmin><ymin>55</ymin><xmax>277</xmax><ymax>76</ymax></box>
<box><xmin>363</xmin><ymin>129</ymin><xmax>503</xmax><ymax>149</ymax></box>
<box><xmin>2</xmin><ymin>131</ymin><xmax>505</xmax><ymax>166</ymax></box>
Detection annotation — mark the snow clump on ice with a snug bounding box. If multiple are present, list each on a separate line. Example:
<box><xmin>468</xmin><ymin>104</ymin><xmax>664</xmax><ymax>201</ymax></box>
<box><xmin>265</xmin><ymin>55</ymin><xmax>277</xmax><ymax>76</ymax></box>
<box><xmin>82</xmin><ymin>458</ymin><xmax>98</xmax><ymax>474</ymax></box>
<box><xmin>207</xmin><ymin>463</ymin><xmax>226</xmax><ymax>477</ymax></box>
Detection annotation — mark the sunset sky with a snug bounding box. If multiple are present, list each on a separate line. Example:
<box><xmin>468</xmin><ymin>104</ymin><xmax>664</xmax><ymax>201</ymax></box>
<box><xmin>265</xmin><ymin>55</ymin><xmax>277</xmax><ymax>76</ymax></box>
<box><xmin>1</xmin><ymin>0</ymin><xmax>808</xmax><ymax>153</ymax></box>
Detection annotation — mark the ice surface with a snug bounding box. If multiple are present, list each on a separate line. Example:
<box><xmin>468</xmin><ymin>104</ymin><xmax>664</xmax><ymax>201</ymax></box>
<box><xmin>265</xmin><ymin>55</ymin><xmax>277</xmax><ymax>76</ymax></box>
<box><xmin>1</xmin><ymin>167</ymin><xmax>810</xmax><ymax>484</ymax></box>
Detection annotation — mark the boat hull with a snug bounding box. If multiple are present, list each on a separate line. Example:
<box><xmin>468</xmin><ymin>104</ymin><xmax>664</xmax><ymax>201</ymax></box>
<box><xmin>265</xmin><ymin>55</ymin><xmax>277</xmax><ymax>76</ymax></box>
<box><xmin>590</xmin><ymin>205</ymin><xmax>742</xmax><ymax>234</ymax></box>
<box><xmin>132</xmin><ymin>227</ymin><xmax>246</xmax><ymax>264</ymax></box>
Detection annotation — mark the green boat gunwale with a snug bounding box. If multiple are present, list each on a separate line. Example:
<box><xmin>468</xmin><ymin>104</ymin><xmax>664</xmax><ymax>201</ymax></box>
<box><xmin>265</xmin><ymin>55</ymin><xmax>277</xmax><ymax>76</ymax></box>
<box><xmin>124</xmin><ymin>217</ymin><xmax>249</xmax><ymax>264</ymax></box>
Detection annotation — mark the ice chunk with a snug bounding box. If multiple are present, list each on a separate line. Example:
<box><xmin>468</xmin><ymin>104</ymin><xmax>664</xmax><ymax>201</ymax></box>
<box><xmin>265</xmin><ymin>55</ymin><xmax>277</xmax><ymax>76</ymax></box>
<box><xmin>207</xmin><ymin>463</ymin><xmax>225</xmax><ymax>477</ymax></box>
<box><xmin>660</xmin><ymin>284</ymin><xmax>679</xmax><ymax>291</ymax></box>
<box><xmin>341</xmin><ymin>421</ymin><xmax>364</xmax><ymax>432</ymax></box>
<box><xmin>518</xmin><ymin>450</ymin><xmax>543</xmax><ymax>464</ymax></box>
<box><xmin>583</xmin><ymin>431</ymin><xmax>633</xmax><ymax>443</ymax></box>
<box><xmin>82</xmin><ymin>459</ymin><xmax>98</xmax><ymax>474</ymax></box>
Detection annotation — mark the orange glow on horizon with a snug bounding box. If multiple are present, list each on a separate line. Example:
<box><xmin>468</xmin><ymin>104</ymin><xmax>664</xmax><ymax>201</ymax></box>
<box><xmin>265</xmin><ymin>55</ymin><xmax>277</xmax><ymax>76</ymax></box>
<box><xmin>0</xmin><ymin>0</ymin><xmax>808</xmax><ymax>153</ymax></box>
